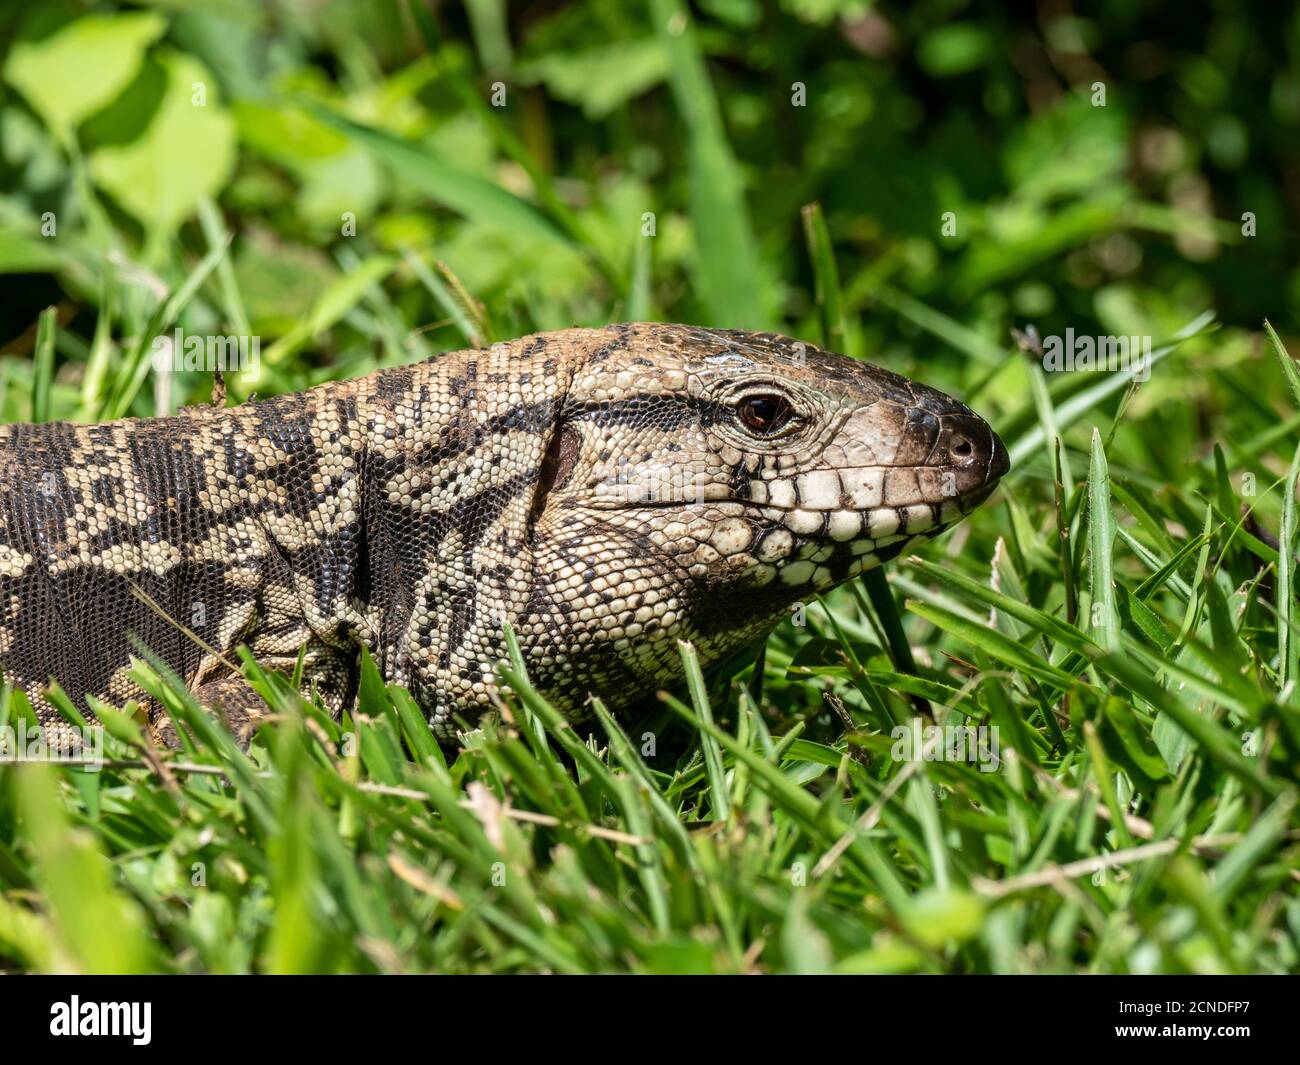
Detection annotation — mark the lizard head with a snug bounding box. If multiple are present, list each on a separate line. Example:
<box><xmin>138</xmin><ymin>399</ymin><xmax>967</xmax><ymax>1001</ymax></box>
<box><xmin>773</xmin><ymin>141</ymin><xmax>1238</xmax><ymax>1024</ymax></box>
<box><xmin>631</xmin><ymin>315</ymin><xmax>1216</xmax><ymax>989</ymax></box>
<box><xmin>521</xmin><ymin>323</ymin><xmax>1008</xmax><ymax>708</ymax></box>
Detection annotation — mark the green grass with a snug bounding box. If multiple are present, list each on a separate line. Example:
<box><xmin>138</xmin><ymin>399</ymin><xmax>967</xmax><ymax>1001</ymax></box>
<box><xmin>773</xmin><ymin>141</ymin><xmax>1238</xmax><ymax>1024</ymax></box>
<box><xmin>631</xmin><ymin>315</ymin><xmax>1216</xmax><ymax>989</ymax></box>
<box><xmin>2</xmin><ymin>306</ymin><xmax>1298</xmax><ymax>972</ymax></box>
<box><xmin>1</xmin><ymin>2</ymin><xmax>1299</xmax><ymax>974</ymax></box>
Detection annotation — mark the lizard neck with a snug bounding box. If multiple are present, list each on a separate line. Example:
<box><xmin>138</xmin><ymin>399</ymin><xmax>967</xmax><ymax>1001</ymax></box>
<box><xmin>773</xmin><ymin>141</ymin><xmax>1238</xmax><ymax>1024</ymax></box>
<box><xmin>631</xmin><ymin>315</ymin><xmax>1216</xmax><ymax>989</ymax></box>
<box><xmin>349</xmin><ymin>339</ymin><xmax>583</xmax><ymax>727</ymax></box>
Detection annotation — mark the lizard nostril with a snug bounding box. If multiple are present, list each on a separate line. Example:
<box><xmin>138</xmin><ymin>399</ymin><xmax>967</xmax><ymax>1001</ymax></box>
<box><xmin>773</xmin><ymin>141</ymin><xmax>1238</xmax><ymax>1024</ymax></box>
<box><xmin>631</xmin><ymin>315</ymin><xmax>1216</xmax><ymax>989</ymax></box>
<box><xmin>951</xmin><ymin>437</ymin><xmax>973</xmax><ymax>460</ymax></box>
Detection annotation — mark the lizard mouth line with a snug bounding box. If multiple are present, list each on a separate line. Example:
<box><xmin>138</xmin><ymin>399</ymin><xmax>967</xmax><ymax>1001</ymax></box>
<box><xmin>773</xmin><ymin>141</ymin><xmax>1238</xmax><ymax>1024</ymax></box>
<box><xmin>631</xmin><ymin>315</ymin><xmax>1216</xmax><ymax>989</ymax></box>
<box><xmin>586</xmin><ymin>484</ymin><xmax>1000</xmax><ymax>516</ymax></box>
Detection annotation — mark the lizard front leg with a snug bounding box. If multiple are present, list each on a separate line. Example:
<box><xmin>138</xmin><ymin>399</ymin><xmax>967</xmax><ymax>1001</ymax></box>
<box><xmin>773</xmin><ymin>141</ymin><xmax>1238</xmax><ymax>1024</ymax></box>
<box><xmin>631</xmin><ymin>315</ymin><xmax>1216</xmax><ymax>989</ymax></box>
<box><xmin>149</xmin><ymin>675</ymin><xmax>272</xmax><ymax>750</ymax></box>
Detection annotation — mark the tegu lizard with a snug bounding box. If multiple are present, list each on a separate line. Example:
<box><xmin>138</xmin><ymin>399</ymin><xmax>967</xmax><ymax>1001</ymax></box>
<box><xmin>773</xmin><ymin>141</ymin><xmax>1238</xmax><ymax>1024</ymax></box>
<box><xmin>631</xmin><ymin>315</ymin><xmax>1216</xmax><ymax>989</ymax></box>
<box><xmin>0</xmin><ymin>323</ymin><xmax>1008</xmax><ymax>743</ymax></box>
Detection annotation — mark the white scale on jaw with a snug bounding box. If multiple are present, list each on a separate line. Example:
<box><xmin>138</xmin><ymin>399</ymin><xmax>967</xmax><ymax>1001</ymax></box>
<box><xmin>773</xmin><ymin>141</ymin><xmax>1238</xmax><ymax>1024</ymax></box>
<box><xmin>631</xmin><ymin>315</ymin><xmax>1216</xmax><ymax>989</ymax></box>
<box><xmin>750</xmin><ymin>467</ymin><xmax>885</xmax><ymax>509</ymax></box>
<box><xmin>726</xmin><ymin>464</ymin><xmax>975</xmax><ymax>589</ymax></box>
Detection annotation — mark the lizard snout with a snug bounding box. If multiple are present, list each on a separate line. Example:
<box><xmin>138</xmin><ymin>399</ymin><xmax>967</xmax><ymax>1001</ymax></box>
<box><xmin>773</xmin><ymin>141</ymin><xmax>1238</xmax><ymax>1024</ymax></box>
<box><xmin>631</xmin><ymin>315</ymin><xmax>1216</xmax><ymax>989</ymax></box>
<box><xmin>876</xmin><ymin>398</ymin><xmax>1009</xmax><ymax>504</ymax></box>
<box><xmin>929</xmin><ymin>412</ymin><xmax>1010</xmax><ymax>492</ymax></box>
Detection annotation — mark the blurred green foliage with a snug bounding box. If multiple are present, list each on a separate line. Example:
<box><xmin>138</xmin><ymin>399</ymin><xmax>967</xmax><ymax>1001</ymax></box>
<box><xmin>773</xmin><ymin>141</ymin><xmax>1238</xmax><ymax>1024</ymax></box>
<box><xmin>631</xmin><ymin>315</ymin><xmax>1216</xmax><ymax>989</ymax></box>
<box><xmin>2</xmin><ymin>1</ymin><xmax>1296</xmax><ymax>410</ymax></box>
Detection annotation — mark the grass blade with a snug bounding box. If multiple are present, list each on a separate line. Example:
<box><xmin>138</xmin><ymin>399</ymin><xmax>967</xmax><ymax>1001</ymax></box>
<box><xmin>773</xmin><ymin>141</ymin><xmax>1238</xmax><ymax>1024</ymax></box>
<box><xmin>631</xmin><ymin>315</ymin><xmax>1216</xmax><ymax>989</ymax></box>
<box><xmin>677</xmin><ymin>640</ymin><xmax>731</xmax><ymax>821</ymax></box>
<box><xmin>1087</xmin><ymin>428</ymin><xmax>1121</xmax><ymax>652</ymax></box>
<box><xmin>650</xmin><ymin>0</ymin><xmax>772</xmax><ymax>328</ymax></box>
<box><xmin>31</xmin><ymin>305</ymin><xmax>57</xmax><ymax>423</ymax></box>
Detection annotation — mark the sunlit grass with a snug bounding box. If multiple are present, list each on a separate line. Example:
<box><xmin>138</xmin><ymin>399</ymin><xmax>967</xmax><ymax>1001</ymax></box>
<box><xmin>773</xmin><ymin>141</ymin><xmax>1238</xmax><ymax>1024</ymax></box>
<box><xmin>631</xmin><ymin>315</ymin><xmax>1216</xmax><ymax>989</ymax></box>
<box><xmin>1</xmin><ymin>309</ymin><xmax>1297</xmax><ymax>974</ymax></box>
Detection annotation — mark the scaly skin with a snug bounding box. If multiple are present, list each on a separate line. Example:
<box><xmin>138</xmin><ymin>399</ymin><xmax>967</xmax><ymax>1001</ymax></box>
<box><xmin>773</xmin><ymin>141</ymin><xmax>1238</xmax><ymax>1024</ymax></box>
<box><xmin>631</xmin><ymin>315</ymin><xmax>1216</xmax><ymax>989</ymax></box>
<box><xmin>0</xmin><ymin>323</ymin><xmax>1008</xmax><ymax>740</ymax></box>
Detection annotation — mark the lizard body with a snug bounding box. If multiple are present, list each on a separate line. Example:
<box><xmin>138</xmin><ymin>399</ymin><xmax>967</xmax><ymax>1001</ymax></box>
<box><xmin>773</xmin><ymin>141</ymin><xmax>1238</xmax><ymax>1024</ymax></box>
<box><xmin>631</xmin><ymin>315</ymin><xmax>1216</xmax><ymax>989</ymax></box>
<box><xmin>0</xmin><ymin>323</ymin><xmax>1007</xmax><ymax>740</ymax></box>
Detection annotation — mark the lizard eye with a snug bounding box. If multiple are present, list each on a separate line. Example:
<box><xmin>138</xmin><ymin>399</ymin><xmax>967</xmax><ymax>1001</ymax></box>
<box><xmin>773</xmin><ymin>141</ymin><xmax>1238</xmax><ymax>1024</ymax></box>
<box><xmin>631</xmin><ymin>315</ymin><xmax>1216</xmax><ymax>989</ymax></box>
<box><xmin>736</xmin><ymin>394</ymin><xmax>794</xmax><ymax>436</ymax></box>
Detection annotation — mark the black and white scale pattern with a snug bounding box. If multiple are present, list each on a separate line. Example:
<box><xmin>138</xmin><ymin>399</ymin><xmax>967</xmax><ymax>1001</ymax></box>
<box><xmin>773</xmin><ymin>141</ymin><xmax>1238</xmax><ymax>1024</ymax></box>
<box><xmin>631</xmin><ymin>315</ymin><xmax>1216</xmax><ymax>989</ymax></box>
<box><xmin>0</xmin><ymin>323</ymin><xmax>1008</xmax><ymax>740</ymax></box>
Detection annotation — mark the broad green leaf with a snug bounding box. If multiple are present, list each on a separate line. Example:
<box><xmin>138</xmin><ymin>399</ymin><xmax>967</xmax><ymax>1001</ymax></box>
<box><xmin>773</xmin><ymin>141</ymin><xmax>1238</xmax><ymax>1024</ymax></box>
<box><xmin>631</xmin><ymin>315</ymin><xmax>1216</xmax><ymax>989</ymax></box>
<box><xmin>88</xmin><ymin>49</ymin><xmax>236</xmax><ymax>238</ymax></box>
<box><xmin>4</xmin><ymin>12</ymin><xmax>166</xmax><ymax>140</ymax></box>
